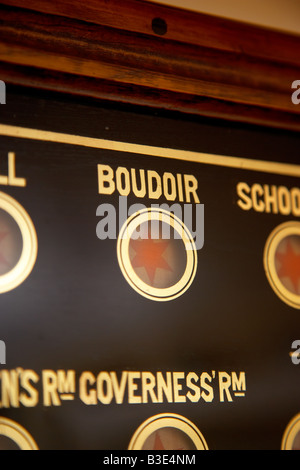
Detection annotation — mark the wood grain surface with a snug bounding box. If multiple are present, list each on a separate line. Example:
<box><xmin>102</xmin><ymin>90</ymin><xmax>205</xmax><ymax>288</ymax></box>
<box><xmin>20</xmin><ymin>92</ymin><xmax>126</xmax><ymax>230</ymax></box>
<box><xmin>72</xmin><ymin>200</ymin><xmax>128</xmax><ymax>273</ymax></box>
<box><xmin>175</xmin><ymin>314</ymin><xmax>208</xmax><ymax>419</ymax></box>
<box><xmin>0</xmin><ymin>0</ymin><xmax>299</xmax><ymax>130</ymax></box>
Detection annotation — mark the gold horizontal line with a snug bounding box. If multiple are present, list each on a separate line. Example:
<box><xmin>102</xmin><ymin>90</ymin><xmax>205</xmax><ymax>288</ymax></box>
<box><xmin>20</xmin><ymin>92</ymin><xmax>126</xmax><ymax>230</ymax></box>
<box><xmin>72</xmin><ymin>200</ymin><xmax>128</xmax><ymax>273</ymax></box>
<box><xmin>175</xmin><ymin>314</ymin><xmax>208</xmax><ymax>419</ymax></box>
<box><xmin>0</xmin><ymin>124</ymin><xmax>300</xmax><ymax>177</ymax></box>
<box><xmin>60</xmin><ymin>394</ymin><xmax>74</xmax><ymax>400</ymax></box>
<box><xmin>234</xmin><ymin>392</ymin><xmax>245</xmax><ymax>396</ymax></box>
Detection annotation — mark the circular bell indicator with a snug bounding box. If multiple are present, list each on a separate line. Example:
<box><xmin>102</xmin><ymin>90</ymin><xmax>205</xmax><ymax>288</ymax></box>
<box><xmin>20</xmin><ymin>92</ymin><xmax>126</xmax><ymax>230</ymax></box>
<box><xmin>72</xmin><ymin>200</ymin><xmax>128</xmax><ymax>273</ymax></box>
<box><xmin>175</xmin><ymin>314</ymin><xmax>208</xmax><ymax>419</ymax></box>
<box><xmin>281</xmin><ymin>413</ymin><xmax>300</xmax><ymax>450</ymax></box>
<box><xmin>0</xmin><ymin>192</ymin><xmax>37</xmax><ymax>293</ymax></box>
<box><xmin>128</xmin><ymin>413</ymin><xmax>208</xmax><ymax>450</ymax></box>
<box><xmin>0</xmin><ymin>417</ymin><xmax>38</xmax><ymax>450</ymax></box>
<box><xmin>264</xmin><ymin>221</ymin><xmax>300</xmax><ymax>309</ymax></box>
<box><xmin>117</xmin><ymin>208</ymin><xmax>198</xmax><ymax>301</ymax></box>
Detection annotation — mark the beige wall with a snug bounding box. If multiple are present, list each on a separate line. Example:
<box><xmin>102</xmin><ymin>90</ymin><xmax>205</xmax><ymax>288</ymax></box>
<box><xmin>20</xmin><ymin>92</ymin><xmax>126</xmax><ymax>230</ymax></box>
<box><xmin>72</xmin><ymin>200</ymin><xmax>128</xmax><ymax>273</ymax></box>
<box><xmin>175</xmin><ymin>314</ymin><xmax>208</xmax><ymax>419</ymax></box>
<box><xmin>148</xmin><ymin>0</ymin><xmax>300</xmax><ymax>35</ymax></box>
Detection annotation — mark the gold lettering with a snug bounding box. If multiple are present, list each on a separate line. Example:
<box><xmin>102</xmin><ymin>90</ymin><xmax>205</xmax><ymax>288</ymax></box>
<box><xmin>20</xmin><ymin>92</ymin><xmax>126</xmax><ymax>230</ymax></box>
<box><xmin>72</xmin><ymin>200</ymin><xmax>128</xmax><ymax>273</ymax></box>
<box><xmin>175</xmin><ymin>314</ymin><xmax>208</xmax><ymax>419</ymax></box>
<box><xmin>97</xmin><ymin>372</ymin><xmax>113</xmax><ymax>405</ymax></box>
<box><xmin>116</xmin><ymin>167</ymin><xmax>130</xmax><ymax>196</ymax></box>
<box><xmin>186</xmin><ymin>372</ymin><xmax>200</xmax><ymax>403</ymax></box>
<box><xmin>147</xmin><ymin>170</ymin><xmax>162</xmax><ymax>200</ymax></box>
<box><xmin>42</xmin><ymin>370</ymin><xmax>61</xmax><ymax>406</ymax></box>
<box><xmin>97</xmin><ymin>164</ymin><xmax>200</xmax><ymax>202</ymax></box>
<box><xmin>231</xmin><ymin>372</ymin><xmax>246</xmax><ymax>392</ymax></box>
<box><xmin>184</xmin><ymin>175</ymin><xmax>200</xmax><ymax>203</ymax></box>
<box><xmin>237</xmin><ymin>182</ymin><xmax>300</xmax><ymax>217</ymax></box>
<box><xmin>0</xmin><ymin>152</ymin><xmax>26</xmax><ymax>187</ymax></box>
<box><xmin>236</xmin><ymin>182</ymin><xmax>252</xmax><ymax>210</ymax></box>
<box><xmin>156</xmin><ymin>372</ymin><xmax>173</xmax><ymax>403</ymax></box>
<box><xmin>141</xmin><ymin>372</ymin><xmax>158</xmax><ymax>403</ymax></box>
<box><xmin>19</xmin><ymin>370</ymin><xmax>39</xmax><ymax>407</ymax></box>
<box><xmin>200</xmin><ymin>372</ymin><xmax>214</xmax><ymax>402</ymax></box>
<box><xmin>98</xmin><ymin>164</ymin><xmax>115</xmax><ymax>195</ymax></box>
<box><xmin>79</xmin><ymin>371</ymin><xmax>97</xmax><ymax>405</ymax></box>
<box><xmin>0</xmin><ymin>370</ymin><xmax>19</xmax><ymax>408</ymax></box>
<box><xmin>176</xmin><ymin>174</ymin><xmax>184</xmax><ymax>202</ymax></box>
<box><xmin>127</xmin><ymin>372</ymin><xmax>141</xmax><ymax>404</ymax></box>
<box><xmin>131</xmin><ymin>169</ymin><xmax>146</xmax><ymax>198</ymax></box>
<box><xmin>219</xmin><ymin>371</ymin><xmax>233</xmax><ymax>402</ymax></box>
<box><xmin>277</xmin><ymin>186</ymin><xmax>291</xmax><ymax>215</ymax></box>
<box><xmin>163</xmin><ymin>172</ymin><xmax>177</xmax><ymax>201</ymax></box>
<box><xmin>172</xmin><ymin>372</ymin><xmax>186</xmax><ymax>403</ymax></box>
<box><xmin>291</xmin><ymin>188</ymin><xmax>300</xmax><ymax>216</ymax></box>
<box><xmin>264</xmin><ymin>184</ymin><xmax>278</xmax><ymax>214</ymax></box>
<box><xmin>57</xmin><ymin>370</ymin><xmax>75</xmax><ymax>394</ymax></box>
<box><xmin>251</xmin><ymin>184</ymin><xmax>264</xmax><ymax>212</ymax></box>
<box><xmin>110</xmin><ymin>371</ymin><xmax>128</xmax><ymax>404</ymax></box>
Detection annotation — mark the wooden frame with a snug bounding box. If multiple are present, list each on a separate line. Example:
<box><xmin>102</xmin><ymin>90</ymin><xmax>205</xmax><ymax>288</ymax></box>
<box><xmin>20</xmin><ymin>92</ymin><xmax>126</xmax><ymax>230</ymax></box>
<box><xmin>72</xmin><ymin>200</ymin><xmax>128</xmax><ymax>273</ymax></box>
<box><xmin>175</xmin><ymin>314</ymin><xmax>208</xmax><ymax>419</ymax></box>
<box><xmin>0</xmin><ymin>0</ymin><xmax>300</xmax><ymax>131</ymax></box>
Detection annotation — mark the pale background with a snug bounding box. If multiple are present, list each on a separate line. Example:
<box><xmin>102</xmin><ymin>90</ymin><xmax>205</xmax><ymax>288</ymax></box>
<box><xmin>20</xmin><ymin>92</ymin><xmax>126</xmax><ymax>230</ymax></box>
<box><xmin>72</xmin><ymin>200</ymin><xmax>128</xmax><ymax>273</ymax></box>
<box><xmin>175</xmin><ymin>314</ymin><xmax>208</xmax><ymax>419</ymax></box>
<box><xmin>147</xmin><ymin>0</ymin><xmax>300</xmax><ymax>35</ymax></box>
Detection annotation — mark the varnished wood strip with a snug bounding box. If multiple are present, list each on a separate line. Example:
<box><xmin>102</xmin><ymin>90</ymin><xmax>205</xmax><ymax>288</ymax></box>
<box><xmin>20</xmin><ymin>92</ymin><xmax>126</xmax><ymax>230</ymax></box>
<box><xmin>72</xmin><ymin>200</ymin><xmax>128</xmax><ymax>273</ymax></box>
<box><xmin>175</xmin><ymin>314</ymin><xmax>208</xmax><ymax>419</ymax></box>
<box><xmin>0</xmin><ymin>5</ymin><xmax>297</xmax><ymax>96</ymax></box>
<box><xmin>0</xmin><ymin>41</ymin><xmax>296</xmax><ymax>113</ymax></box>
<box><xmin>1</xmin><ymin>0</ymin><xmax>300</xmax><ymax>67</ymax></box>
<box><xmin>1</xmin><ymin>63</ymin><xmax>300</xmax><ymax>133</ymax></box>
<box><xmin>0</xmin><ymin>3</ymin><xmax>299</xmax><ymax>130</ymax></box>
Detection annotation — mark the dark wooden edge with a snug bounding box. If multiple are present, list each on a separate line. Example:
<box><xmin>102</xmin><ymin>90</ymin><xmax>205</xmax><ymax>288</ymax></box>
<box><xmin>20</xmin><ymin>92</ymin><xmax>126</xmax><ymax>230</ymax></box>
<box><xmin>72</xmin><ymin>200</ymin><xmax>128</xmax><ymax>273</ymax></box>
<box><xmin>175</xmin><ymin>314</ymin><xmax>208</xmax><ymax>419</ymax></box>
<box><xmin>2</xmin><ymin>0</ymin><xmax>300</xmax><ymax>66</ymax></box>
<box><xmin>0</xmin><ymin>0</ymin><xmax>300</xmax><ymax>131</ymax></box>
<box><xmin>2</xmin><ymin>62</ymin><xmax>300</xmax><ymax>134</ymax></box>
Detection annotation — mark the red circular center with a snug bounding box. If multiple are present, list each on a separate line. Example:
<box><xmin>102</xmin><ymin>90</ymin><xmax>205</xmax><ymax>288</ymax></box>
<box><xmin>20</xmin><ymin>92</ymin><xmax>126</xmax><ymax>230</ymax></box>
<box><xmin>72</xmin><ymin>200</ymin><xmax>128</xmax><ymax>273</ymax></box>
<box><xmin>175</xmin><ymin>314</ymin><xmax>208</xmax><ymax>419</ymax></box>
<box><xmin>274</xmin><ymin>234</ymin><xmax>300</xmax><ymax>295</ymax></box>
<box><xmin>129</xmin><ymin>220</ymin><xmax>187</xmax><ymax>289</ymax></box>
<box><xmin>142</xmin><ymin>427</ymin><xmax>196</xmax><ymax>450</ymax></box>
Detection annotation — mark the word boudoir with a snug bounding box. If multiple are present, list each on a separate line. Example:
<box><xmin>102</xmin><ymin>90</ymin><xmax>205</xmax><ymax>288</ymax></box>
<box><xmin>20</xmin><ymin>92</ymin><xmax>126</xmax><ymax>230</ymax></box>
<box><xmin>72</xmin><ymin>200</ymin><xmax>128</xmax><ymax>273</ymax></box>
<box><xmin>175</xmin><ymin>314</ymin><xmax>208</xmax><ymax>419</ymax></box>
<box><xmin>96</xmin><ymin>165</ymin><xmax>204</xmax><ymax>250</ymax></box>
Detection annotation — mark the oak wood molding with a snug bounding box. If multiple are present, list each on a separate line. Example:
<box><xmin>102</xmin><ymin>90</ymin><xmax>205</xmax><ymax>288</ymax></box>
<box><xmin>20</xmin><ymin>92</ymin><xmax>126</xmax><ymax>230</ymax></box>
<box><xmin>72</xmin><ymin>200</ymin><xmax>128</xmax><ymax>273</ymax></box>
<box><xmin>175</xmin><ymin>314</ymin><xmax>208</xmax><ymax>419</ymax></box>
<box><xmin>0</xmin><ymin>0</ymin><xmax>299</xmax><ymax>130</ymax></box>
<box><xmin>2</xmin><ymin>0</ymin><xmax>300</xmax><ymax>66</ymax></box>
